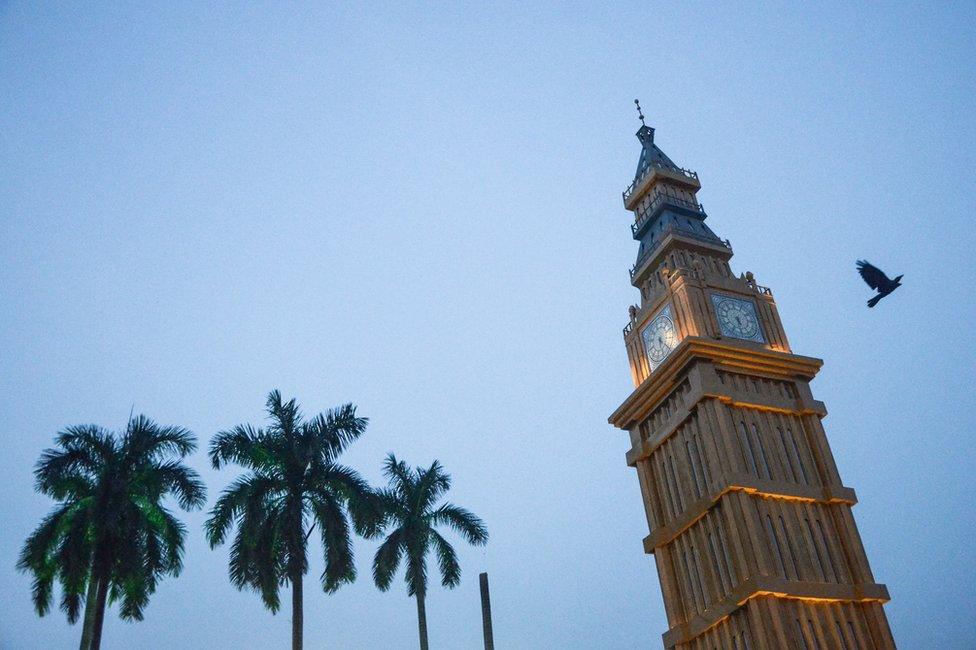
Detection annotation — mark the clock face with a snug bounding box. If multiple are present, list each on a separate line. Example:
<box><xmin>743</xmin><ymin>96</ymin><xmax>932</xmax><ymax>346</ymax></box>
<box><xmin>711</xmin><ymin>294</ymin><xmax>765</xmax><ymax>342</ymax></box>
<box><xmin>641</xmin><ymin>304</ymin><xmax>679</xmax><ymax>371</ymax></box>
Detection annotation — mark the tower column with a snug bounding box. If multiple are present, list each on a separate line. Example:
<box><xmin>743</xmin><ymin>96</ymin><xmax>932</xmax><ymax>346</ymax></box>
<box><xmin>609</xmin><ymin>119</ymin><xmax>894</xmax><ymax>648</ymax></box>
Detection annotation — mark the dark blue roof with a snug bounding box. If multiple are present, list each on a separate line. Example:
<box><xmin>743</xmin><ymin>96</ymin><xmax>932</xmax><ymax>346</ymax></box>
<box><xmin>634</xmin><ymin>125</ymin><xmax>679</xmax><ymax>180</ymax></box>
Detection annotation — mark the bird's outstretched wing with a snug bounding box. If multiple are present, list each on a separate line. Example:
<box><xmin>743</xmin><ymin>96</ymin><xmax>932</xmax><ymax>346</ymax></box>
<box><xmin>856</xmin><ymin>260</ymin><xmax>891</xmax><ymax>290</ymax></box>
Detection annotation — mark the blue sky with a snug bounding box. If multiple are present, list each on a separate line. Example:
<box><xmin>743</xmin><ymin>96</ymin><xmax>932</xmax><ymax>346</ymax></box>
<box><xmin>1</xmin><ymin>2</ymin><xmax>974</xmax><ymax>648</ymax></box>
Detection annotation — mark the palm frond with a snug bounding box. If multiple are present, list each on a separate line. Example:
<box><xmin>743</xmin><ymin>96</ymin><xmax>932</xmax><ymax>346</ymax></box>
<box><xmin>311</xmin><ymin>492</ymin><xmax>355</xmax><ymax>593</ymax></box>
<box><xmin>347</xmin><ymin>487</ymin><xmax>385</xmax><ymax>538</ymax></box>
<box><xmin>205</xmin><ymin>474</ymin><xmax>279</xmax><ymax>547</ymax></box>
<box><xmin>310</xmin><ymin>462</ymin><xmax>381</xmax><ymax>536</ymax></box>
<box><xmin>209</xmin><ymin>424</ymin><xmax>266</xmax><ymax>470</ymax></box>
<box><xmin>430</xmin><ymin>529</ymin><xmax>461</xmax><ymax>588</ymax></box>
<box><xmin>152</xmin><ymin>461</ymin><xmax>207</xmax><ymax>510</ymax></box>
<box><xmin>227</xmin><ymin>526</ymin><xmax>259</xmax><ymax>591</ymax></box>
<box><xmin>372</xmin><ymin>528</ymin><xmax>403</xmax><ymax>591</ymax></box>
<box><xmin>34</xmin><ymin>447</ymin><xmax>99</xmax><ymax>496</ymax></box>
<box><xmin>280</xmin><ymin>495</ymin><xmax>309</xmax><ymax>578</ymax></box>
<box><xmin>382</xmin><ymin>453</ymin><xmax>414</xmax><ymax>496</ymax></box>
<box><xmin>429</xmin><ymin>504</ymin><xmax>488</xmax><ymax>545</ymax></box>
<box><xmin>266</xmin><ymin>390</ymin><xmax>303</xmax><ymax>436</ymax></box>
<box><xmin>56</xmin><ymin>507</ymin><xmax>92</xmax><ymax>595</ymax></box>
<box><xmin>416</xmin><ymin>461</ymin><xmax>451</xmax><ymax>511</ymax></box>
<box><xmin>255</xmin><ymin>508</ymin><xmax>285</xmax><ymax>612</ymax></box>
<box><xmin>54</xmin><ymin>424</ymin><xmax>114</xmax><ymax>460</ymax></box>
<box><xmin>18</xmin><ymin>502</ymin><xmax>76</xmax><ymax>572</ymax></box>
<box><xmin>29</xmin><ymin>570</ymin><xmax>56</xmax><ymax>617</ymax></box>
<box><xmin>19</xmin><ymin>503</ymin><xmax>92</xmax><ymax>619</ymax></box>
<box><xmin>113</xmin><ymin>530</ymin><xmax>154</xmax><ymax>621</ymax></box>
<box><xmin>307</xmin><ymin>403</ymin><xmax>368</xmax><ymax>462</ymax></box>
<box><xmin>404</xmin><ymin>555</ymin><xmax>429</xmax><ymax>599</ymax></box>
<box><xmin>124</xmin><ymin>416</ymin><xmax>197</xmax><ymax>463</ymax></box>
<box><xmin>227</xmin><ymin>498</ymin><xmax>281</xmax><ymax>597</ymax></box>
<box><xmin>59</xmin><ymin>589</ymin><xmax>82</xmax><ymax>624</ymax></box>
<box><xmin>134</xmin><ymin>497</ymin><xmax>187</xmax><ymax>575</ymax></box>
<box><xmin>39</xmin><ymin>472</ymin><xmax>96</xmax><ymax>502</ymax></box>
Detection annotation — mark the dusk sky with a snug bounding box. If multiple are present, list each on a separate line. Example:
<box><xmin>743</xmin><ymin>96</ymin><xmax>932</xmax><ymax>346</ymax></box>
<box><xmin>2</xmin><ymin>2</ymin><xmax>975</xmax><ymax>648</ymax></box>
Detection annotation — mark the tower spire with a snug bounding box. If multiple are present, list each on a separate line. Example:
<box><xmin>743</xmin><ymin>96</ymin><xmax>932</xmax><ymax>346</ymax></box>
<box><xmin>632</xmin><ymin>99</ymin><xmax>656</xmax><ymax>148</ymax></box>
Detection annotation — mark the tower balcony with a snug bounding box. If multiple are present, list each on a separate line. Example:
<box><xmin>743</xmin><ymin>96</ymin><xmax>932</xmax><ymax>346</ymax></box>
<box><xmin>623</xmin><ymin>162</ymin><xmax>701</xmax><ymax>210</ymax></box>
<box><xmin>630</xmin><ymin>228</ymin><xmax>733</xmax><ymax>282</ymax></box>
<box><xmin>632</xmin><ymin>194</ymin><xmax>707</xmax><ymax>239</ymax></box>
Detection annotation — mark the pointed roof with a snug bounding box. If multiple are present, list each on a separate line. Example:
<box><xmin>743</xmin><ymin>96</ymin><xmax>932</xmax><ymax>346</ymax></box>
<box><xmin>634</xmin><ymin>125</ymin><xmax>679</xmax><ymax>180</ymax></box>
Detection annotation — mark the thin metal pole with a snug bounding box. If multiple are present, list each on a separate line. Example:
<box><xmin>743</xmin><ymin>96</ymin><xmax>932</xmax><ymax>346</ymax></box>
<box><xmin>479</xmin><ymin>572</ymin><xmax>494</xmax><ymax>650</ymax></box>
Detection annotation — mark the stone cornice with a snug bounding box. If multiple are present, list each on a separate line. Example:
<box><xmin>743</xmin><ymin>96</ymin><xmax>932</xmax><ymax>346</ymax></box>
<box><xmin>609</xmin><ymin>338</ymin><xmax>823</xmax><ymax>431</ymax></box>
<box><xmin>642</xmin><ymin>477</ymin><xmax>858</xmax><ymax>553</ymax></box>
<box><xmin>624</xmin><ymin>373</ymin><xmax>827</xmax><ymax>467</ymax></box>
<box><xmin>631</xmin><ymin>232</ymin><xmax>733</xmax><ymax>287</ymax></box>
<box><xmin>662</xmin><ymin>576</ymin><xmax>890</xmax><ymax>648</ymax></box>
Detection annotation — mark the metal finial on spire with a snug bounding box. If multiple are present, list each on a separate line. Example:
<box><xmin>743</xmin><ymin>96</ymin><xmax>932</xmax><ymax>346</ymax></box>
<box><xmin>634</xmin><ymin>99</ymin><xmax>646</xmax><ymax>126</ymax></box>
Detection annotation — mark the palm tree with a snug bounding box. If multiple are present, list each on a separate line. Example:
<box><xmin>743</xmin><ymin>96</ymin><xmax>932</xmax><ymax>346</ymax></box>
<box><xmin>17</xmin><ymin>416</ymin><xmax>206</xmax><ymax>650</ymax></box>
<box><xmin>372</xmin><ymin>454</ymin><xmax>488</xmax><ymax>650</ymax></box>
<box><xmin>205</xmin><ymin>390</ymin><xmax>380</xmax><ymax>650</ymax></box>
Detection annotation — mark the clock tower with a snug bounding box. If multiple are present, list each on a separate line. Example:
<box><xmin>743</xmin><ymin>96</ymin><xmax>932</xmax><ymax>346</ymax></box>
<box><xmin>608</xmin><ymin>119</ymin><xmax>895</xmax><ymax>649</ymax></box>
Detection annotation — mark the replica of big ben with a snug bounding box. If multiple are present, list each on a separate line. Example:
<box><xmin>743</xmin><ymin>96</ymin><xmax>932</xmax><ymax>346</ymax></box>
<box><xmin>609</xmin><ymin>109</ymin><xmax>895</xmax><ymax>649</ymax></box>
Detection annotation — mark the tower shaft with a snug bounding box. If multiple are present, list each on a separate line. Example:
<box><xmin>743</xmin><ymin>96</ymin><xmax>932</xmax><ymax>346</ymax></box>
<box><xmin>609</xmin><ymin>126</ymin><xmax>894</xmax><ymax>649</ymax></box>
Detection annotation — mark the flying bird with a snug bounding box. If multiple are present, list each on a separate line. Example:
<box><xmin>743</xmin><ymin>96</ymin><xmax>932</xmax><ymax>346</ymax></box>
<box><xmin>856</xmin><ymin>260</ymin><xmax>902</xmax><ymax>308</ymax></box>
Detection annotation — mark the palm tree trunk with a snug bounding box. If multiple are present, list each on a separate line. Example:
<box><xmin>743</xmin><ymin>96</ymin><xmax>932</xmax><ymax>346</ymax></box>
<box><xmin>292</xmin><ymin>570</ymin><xmax>303</xmax><ymax>650</ymax></box>
<box><xmin>89</xmin><ymin>575</ymin><xmax>110</xmax><ymax>650</ymax></box>
<box><xmin>78</xmin><ymin>575</ymin><xmax>100</xmax><ymax>650</ymax></box>
<box><xmin>416</xmin><ymin>592</ymin><xmax>429</xmax><ymax>650</ymax></box>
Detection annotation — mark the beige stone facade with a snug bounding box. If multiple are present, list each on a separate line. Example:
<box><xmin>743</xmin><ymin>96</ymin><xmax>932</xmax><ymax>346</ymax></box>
<box><xmin>609</xmin><ymin>129</ymin><xmax>895</xmax><ymax>649</ymax></box>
